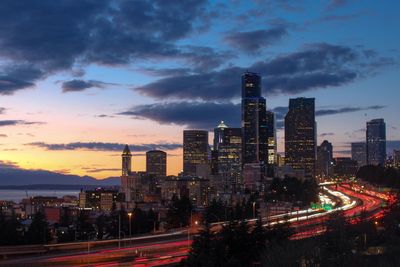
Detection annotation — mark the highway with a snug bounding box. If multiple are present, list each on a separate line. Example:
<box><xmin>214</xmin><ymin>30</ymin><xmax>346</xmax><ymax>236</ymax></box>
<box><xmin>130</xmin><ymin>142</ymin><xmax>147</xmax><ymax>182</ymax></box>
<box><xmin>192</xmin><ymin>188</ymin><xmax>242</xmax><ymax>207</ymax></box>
<box><xmin>0</xmin><ymin>182</ymin><xmax>394</xmax><ymax>267</ymax></box>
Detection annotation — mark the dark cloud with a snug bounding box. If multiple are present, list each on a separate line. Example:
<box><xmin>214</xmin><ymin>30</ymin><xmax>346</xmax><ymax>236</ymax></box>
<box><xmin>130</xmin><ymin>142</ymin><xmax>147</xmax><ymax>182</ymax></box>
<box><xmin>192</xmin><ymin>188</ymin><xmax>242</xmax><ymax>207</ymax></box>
<box><xmin>95</xmin><ymin>114</ymin><xmax>115</xmax><ymax>118</ymax></box>
<box><xmin>0</xmin><ymin>160</ymin><xmax>18</xmax><ymax>169</ymax></box>
<box><xmin>319</xmin><ymin>132</ymin><xmax>335</xmax><ymax>137</ymax></box>
<box><xmin>120</xmin><ymin>102</ymin><xmax>387</xmax><ymax>130</ymax></box>
<box><xmin>61</xmin><ymin>79</ymin><xmax>115</xmax><ymax>93</ymax></box>
<box><xmin>224</xmin><ymin>27</ymin><xmax>288</xmax><ymax>52</ymax></box>
<box><xmin>0</xmin><ymin>134</ymin><xmax>7</xmax><ymax>137</ymax></box>
<box><xmin>0</xmin><ymin>107</ymin><xmax>5</xmax><ymax>114</ymax></box>
<box><xmin>0</xmin><ymin>65</ymin><xmax>45</xmax><ymax>95</ymax></box>
<box><xmin>0</xmin><ymin>0</ymin><xmax>212</xmax><ymax>94</ymax></box>
<box><xmin>119</xmin><ymin>101</ymin><xmax>241</xmax><ymax>129</ymax></box>
<box><xmin>85</xmin><ymin>168</ymin><xmax>120</xmax><ymax>173</ymax></box>
<box><xmin>0</xmin><ymin>120</ymin><xmax>44</xmax><ymax>127</ymax></box>
<box><xmin>27</xmin><ymin>141</ymin><xmax>182</xmax><ymax>152</ymax></box>
<box><xmin>136</xmin><ymin>43</ymin><xmax>393</xmax><ymax>100</ymax></box>
<box><xmin>316</xmin><ymin>105</ymin><xmax>385</xmax><ymax>116</ymax></box>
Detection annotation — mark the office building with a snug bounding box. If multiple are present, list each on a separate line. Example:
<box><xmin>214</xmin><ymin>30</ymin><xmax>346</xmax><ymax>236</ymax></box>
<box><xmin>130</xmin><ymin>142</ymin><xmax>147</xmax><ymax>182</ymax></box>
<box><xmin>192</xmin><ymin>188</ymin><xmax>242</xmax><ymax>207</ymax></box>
<box><xmin>351</xmin><ymin>142</ymin><xmax>366</xmax><ymax>167</ymax></box>
<box><xmin>366</xmin><ymin>119</ymin><xmax>386</xmax><ymax>166</ymax></box>
<box><xmin>217</xmin><ymin>127</ymin><xmax>242</xmax><ymax>192</ymax></box>
<box><xmin>333</xmin><ymin>157</ymin><xmax>358</xmax><ymax>177</ymax></box>
<box><xmin>394</xmin><ymin>150</ymin><xmax>400</xmax><ymax>168</ymax></box>
<box><xmin>317</xmin><ymin>140</ymin><xmax>333</xmax><ymax>178</ymax></box>
<box><xmin>285</xmin><ymin>97</ymin><xmax>317</xmax><ymax>179</ymax></box>
<box><xmin>241</xmin><ymin>72</ymin><xmax>268</xmax><ymax>165</ymax></box>
<box><xmin>183</xmin><ymin>130</ymin><xmax>209</xmax><ymax>176</ymax></box>
<box><xmin>146</xmin><ymin>150</ymin><xmax>167</xmax><ymax>177</ymax></box>
<box><xmin>266</xmin><ymin>110</ymin><xmax>277</xmax><ymax>165</ymax></box>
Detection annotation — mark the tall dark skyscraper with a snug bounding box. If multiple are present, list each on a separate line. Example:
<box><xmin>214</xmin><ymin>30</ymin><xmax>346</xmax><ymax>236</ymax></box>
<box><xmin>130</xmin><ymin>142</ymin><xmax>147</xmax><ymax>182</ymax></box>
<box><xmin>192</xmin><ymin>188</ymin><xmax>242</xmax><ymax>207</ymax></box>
<box><xmin>366</xmin><ymin>118</ymin><xmax>386</xmax><ymax>166</ymax></box>
<box><xmin>285</xmin><ymin>97</ymin><xmax>317</xmax><ymax>179</ymax></box>
<box><xmin>217</xmin><ymin>127</ymin><xmax>242</xmax><ymax>192</ymax></box>
<box><xmin>241</xmin><ymin>72</ymin><xmax>268</xmax><ymax>165</ymax></box>
<box><xmin>266</xmin><ymin>110</ymin><xmax>277</xmax><ymax>165</ymax></box>
<box><xmin>351</xmin><ymin>142</ymin><xmax>366</xmax><ymax>167</ymax></box>
<box><xmin>183</xmin><ymin>130</ymin><xmax>209</xmax><ymax>176</ymax></box>
<box><xmin>317</xmin><ymin>140</ymin><xmax>333</xmax><ymax>178</ymax></box>
<box><xmin>146</xmin><ymin>150</ymin><xmax>167</xmax><ymax>177</ymax></box>
<box><xmin>122</xmin><ymin>144</ymin><xmax>132</xmax><ymax>176</ymax></box>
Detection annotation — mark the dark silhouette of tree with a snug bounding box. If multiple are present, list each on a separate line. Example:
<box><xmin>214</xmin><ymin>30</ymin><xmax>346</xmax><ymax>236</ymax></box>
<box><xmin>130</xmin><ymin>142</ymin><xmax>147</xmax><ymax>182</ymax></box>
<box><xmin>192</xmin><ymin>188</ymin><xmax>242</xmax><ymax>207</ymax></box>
<box><xmin>0</xmin><ymin>209</ymin><xmax>23</xmax><ymax>245</ymax></box>
<box><xmin>26</xmin><ymin>211</ymin><xmax>51</xmax><ymax>244</ymax></box>
<box><xmin>166</xmin><ymin>195</ymin><xmax>192</xmax><ymax>229</ymax></box>
<box><xmin>75</xmin><ymin>210</ymin><xmax>95</xmax><ymax>241</ymax></box>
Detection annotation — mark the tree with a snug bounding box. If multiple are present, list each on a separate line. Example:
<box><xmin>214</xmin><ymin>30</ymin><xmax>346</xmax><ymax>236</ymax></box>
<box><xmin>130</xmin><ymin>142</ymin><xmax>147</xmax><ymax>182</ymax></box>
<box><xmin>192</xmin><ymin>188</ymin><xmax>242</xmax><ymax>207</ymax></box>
<box><xmin>166</xmin><ymin>195</ymin><xmax>192</xmax><ymax>229</ymax></box>
<box><xmin>75</xmin><ymin>210</ymin><xmax>95</xmax><ymax>240</ymax></box>
<box><xmin>26</xmin><ymin>211</ymin><xmax>51</xmax><ymax>244</ymax></box>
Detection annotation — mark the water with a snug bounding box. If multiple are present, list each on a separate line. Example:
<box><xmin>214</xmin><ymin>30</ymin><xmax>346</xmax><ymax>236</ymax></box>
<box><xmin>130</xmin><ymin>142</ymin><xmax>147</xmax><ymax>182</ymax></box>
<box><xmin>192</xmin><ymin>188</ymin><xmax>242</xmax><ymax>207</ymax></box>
<box><xmin>0</xmin><ymin>189</ymin><xmax>80</xmax><ymax>203</ymax></box>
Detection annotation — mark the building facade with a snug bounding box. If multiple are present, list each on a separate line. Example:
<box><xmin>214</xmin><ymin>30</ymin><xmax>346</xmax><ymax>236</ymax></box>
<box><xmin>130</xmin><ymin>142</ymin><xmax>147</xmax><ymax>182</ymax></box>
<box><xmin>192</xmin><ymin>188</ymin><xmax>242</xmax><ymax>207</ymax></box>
<box><xmin>217</xmin><ymin>127</ymin><xmax>242</xmax><ymax>192</ymax></box>
<box><xmin>241</xmin><ymin>72</ymin><xmax>268</xmax><ymax>165</ymax></box>
<box><xmin>284</xmin><ymin>97</ymin><xmax>317</xmax><ymax>179</ymax></box>
<box><xmin>351</xmin><ymin>142</ymin><xmax>367</xmax><ymax>168</ymax></box>
<box><xmin>183</xmin><ymin>130</ymin><xmax>209</xmax><ymax>176</ymax></box>
<box><xmin>317</xmin><ymin>140</ymin><xmax>333</xmax><ymax>178</ymax></box>
<box><xmin>366</xmin><ymin>119</ymin><xmax>386</xmax><ymax>166</ymax></box>
<box><xmin>146</xmin><ymin>150</ymin><xmax>167</xmax><ymax>177</ymax></box>
<box><xmin>266</xmin><ymin>111</ymin><xmax>277</xmax><ymax>165</ymax></box>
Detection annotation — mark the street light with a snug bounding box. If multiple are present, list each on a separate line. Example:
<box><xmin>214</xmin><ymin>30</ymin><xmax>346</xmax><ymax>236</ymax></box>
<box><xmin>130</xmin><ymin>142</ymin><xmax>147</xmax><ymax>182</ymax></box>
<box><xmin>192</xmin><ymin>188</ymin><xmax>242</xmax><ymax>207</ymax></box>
<box><xmin>128</xmin><ymin>212</ymin><xmax>132</xmax><ymax>238</ymax></box>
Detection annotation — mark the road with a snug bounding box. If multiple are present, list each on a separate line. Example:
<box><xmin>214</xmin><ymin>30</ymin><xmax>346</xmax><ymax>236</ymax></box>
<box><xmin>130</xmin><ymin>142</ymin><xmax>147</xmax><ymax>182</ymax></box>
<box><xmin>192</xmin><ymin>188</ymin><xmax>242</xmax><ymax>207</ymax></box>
<box><xmin>0</xmin><ymin>182</ymin><xmax>393</xmax><ymax>267</ymax></box>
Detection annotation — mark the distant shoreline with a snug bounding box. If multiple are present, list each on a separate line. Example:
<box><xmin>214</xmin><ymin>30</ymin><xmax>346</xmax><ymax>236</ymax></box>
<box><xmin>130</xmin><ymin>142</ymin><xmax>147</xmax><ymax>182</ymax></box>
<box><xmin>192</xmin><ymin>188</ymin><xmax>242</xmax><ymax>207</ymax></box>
<box><xmin>0</xmin><ymin>184</ymin><xmax>120</xmax><ymax>190</ymax></box>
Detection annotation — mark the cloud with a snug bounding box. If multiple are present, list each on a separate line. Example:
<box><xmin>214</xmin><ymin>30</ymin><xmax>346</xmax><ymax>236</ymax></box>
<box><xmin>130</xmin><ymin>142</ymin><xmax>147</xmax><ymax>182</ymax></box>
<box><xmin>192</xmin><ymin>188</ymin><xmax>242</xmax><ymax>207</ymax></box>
<box><xmin>316</xmin><ymin>105</ymin><xmax>385</xmax><ymax>116</ymax></box>
<box><xmin>0</xmin><ymin>160</ymin><xmax>19</xmax><ymax>169</ymax></box>
<box><xmin>224</xmin><ymin>27</ymin><xmax>288</xmax><ymax>52</ymax></box>
<box><xmin>27</xmin><ymin>141</ymin><xmax>182</xmax><ymax>152</ymax></box>
<box><xmin>0</xmin><ymin>107</ymin><xmax>5</xmax><ymax>114</ymax></box>
<box><xmin>135</xmin><ymin>43</ymin><xmax>393</xmax><ymax>101</ymax></box>
<box><xmin>0</xmin><ymin>0</ymin><xmax>212</xmax><ymax>94</ymax></box>
<box><xmin>61</xmin><ymin>79</ymin><xmax>114</xmax><ymax>93</ymax></box>
<box><xmin>0</xmin><ymin>65</ymin><xmax>45</xmax><ymax>95</ymax></box>
<box><xmin>0</xmin><ymin>134</ymin><xmax>7</xmax><ymax>137</ymax></box>
<box><xmin>84</xmin><ymin>168</ymin><xmax>120</xmax><ymax>173</ymax></box>
<box><xmin>120</xmin><ymin>103</ymin><xmax>387</xmax><ymax>130</ymax></box>
<box><xmin>0</xmin><ymin>120</ymin><xmax>44</xmax><ymax>127</ymax></box>
<box><xmin>319</xmin><ymin>132</ymin><xmax>335</xmax><ymax>137</ymax></box>
<box><xmin>119</xmin><ymin>101</ymin><xmax>241</xmax><ymax>129</ymax></box>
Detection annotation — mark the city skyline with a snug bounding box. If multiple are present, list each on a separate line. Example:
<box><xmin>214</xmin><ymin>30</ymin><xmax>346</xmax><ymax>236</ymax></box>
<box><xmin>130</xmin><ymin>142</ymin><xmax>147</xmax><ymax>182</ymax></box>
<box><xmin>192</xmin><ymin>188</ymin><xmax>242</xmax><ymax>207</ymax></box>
<box><xmin>0</xmin><ymin>0</ymin><xmax>399</xmax><ymax>179</ymax></box>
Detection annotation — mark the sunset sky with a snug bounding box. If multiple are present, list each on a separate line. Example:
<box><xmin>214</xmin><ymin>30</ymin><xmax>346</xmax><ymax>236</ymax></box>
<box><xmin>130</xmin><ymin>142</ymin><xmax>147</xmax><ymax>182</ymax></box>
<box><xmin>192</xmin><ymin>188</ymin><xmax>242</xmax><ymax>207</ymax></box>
<box><xmin>0</xmin><ymin>0</ymin><xmax>399</xmax><ymax>179</ymax></box>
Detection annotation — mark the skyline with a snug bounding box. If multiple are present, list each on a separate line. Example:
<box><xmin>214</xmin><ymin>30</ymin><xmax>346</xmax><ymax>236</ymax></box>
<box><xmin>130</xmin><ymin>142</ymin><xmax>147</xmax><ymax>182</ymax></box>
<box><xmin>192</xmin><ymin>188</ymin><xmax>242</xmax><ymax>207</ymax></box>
<box><xmin>0</xmin><ymin>0</ymin><xmax>399</xmax><ymax>179</ymax></box>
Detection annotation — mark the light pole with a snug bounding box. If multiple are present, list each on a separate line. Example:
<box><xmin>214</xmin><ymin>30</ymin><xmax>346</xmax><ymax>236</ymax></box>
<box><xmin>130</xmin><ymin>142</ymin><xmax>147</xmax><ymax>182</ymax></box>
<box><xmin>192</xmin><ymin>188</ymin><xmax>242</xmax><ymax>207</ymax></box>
<box><xmin>118</xmin><ymin>213</ymin><xmax>121</xmax><ymax>249</ymax></box>
<box><xmin>128</xmin><ymin>212</ymin><xmax>132</xmax><ymax>238</ymax></box>
<box><xmin>252</xmin><ymin>202</ymin><xmax>256</xmax><ymax>219</ymax></box>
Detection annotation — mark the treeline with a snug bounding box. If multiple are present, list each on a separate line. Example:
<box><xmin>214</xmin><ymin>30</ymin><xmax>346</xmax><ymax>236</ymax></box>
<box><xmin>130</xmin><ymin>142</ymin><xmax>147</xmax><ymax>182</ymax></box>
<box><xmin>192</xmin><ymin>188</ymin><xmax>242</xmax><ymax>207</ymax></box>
<box><xmin>266</xmin><ymin>177</ymin><xmax>319</xmax><ymax>205</ymax></box>
<box><xmin>0</xmin><ymin>206</ymin><xmax>158</xmax><ymax>245</ymax></box>
<box><xmin>182</xmin><ymin>219</ymin><xmax>293</xmax><ymax>267</ymax></box>
<box><xmin>357</xmin><ymin>165</ymin><xmax>400</xmax><ymax>188</ymax></box>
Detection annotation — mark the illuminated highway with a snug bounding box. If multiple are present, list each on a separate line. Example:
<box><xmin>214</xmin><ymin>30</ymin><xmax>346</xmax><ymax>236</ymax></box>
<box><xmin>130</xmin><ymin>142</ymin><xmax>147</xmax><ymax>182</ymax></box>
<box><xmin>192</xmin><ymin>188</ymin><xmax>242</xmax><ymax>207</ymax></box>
<box><xmin>0</xmin><ymin>182</ymin><xmax>393</xmax><ymax>267</ymax></box>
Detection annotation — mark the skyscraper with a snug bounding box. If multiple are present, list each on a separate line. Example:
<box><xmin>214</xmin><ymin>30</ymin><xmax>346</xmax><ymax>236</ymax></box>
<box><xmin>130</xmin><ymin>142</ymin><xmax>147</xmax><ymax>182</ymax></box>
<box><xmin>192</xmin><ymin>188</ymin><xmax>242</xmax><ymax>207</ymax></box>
<box><xmin>183</xmin><ymin>130</ymin><xmax>209</xmax><ymax>176</ymax></box>
<box><xmin>351</xmin><ymin>142</ymin><xmax>366</xmax><ymax>167</ymax></box>
<box><xmin>317</xmin><ymin>140</ymin><xmax>333</xmax><ymax>178</ymax></box>
<box><xmin>285</xmin><ymin>98</ymin><xmax>317</xmax><ymax>179</ymax></box>
<box><xmin>211</xmin><ymin>121</ymin><xmax>228</xmax><ymax>175</ymax></box>
<box><xmin>366</xmin><ymin>118</ymin><xmax>386</xmax><ymax>166</ymax></box>
<box><xmin>266</xmin><ymin>110</ymin><xmax>277</xmax><ymax>165</ymax></box>
<box><xmin>146</xmin><ymin>150</ymin><xmax>167</xmax><ymax>177</ymax></box>
<box><xmin>241</xmin><ymin>72</ymin><xmax>268</xmax><ymax>165</ymax></box>
<box><xmin>217</xmin><ymin>127</ymin><xmax>242</xmax><ymax>192</ymax></box>
<box><xmin>122</xmin><ymin>144</ymin><xmax>132</xmax><ymax>176</ymax></box>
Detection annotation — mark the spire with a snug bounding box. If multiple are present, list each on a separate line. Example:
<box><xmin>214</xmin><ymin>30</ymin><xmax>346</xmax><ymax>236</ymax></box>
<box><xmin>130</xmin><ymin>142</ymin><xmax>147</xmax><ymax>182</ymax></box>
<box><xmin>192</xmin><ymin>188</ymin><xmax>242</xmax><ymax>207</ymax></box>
<box><xmin>122</xmin><ymin>144</ymin><xmax>131</xmax><ymax>155</ymax></box>
<box><xmin>217</xmin><ymin>120</ymin><xmax>228</xmax><ymax>129</ymax></box>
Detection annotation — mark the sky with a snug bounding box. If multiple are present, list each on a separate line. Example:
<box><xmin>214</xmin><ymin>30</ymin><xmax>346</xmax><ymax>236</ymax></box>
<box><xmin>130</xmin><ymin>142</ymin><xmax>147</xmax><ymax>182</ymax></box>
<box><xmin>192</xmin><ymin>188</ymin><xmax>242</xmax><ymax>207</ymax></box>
<box><xmin>0</xmin><ymin>0</ymin><xmax>399</xmax><ymax>179</ymax></box>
